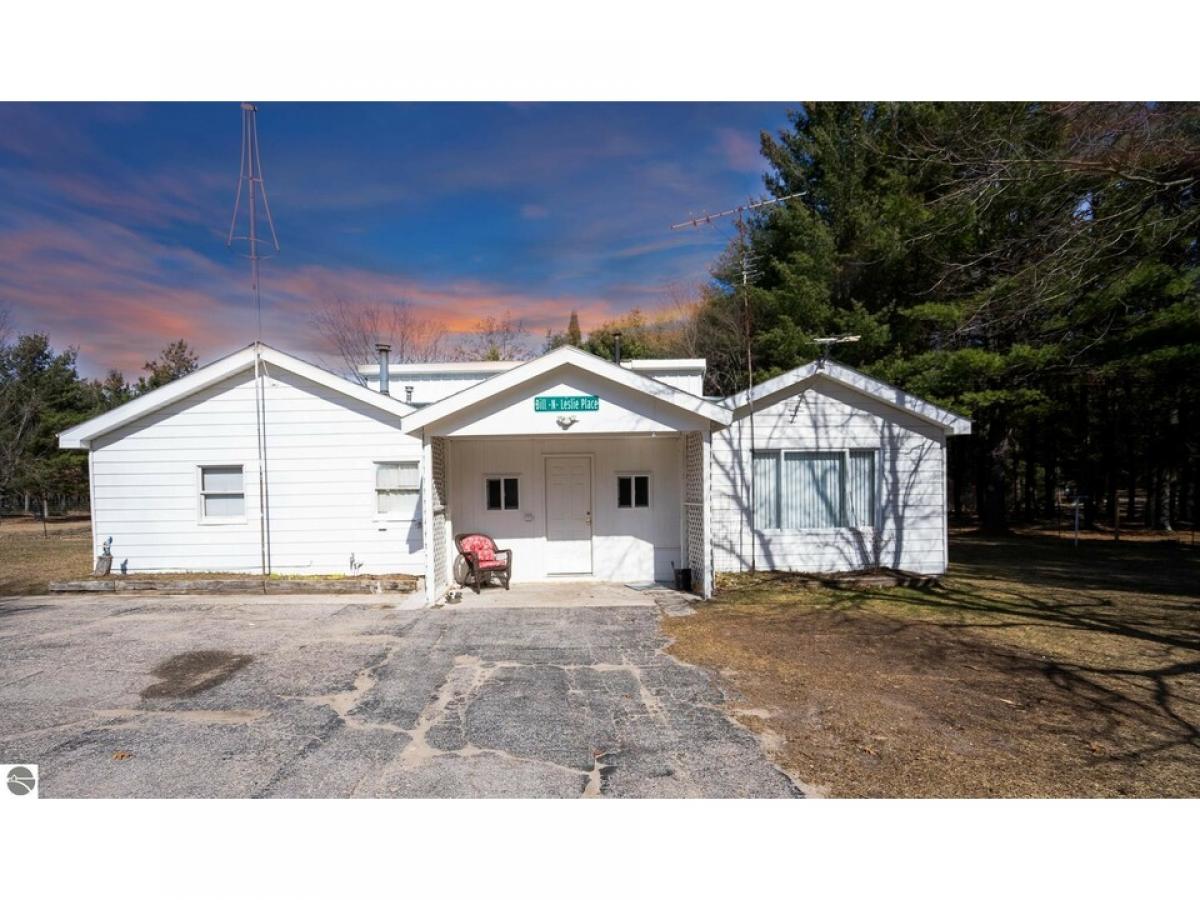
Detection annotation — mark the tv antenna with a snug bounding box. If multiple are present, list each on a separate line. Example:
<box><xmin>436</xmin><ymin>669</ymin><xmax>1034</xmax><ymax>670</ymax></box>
<box><xmin>814</xmin><ymin>333</ymin><xmax>861</xmax><ymax>367</ymax></box>
<box><xmin>227</xmin><ymin>102</ymin><xmax>280</xmax><ymax>340</ymax></box>
<box><xmin>670</xmin><ymin>191</ymin><xmax>804</xmax><ymax>572</ymax></box>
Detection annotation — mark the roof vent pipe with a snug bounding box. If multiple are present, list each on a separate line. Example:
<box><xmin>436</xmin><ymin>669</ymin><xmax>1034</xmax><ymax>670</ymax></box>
<box><xmin>375</xmin><ymin>343</ymin><xmax>391</xmax><ymax>395</ymax></box>
<box><xmin>405</xmin><ymin>385</ymin><xmax>414</xmax><ymax>403</ymax></box>
<box><xmin>612</xmin><ymin>331</ymin><xmax>622</xmax><ymax>366</ymax></box>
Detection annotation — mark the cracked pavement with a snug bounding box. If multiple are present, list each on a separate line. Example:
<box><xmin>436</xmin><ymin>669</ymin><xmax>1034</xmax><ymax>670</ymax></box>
<box><xmin>0</xmin><ymin>595</ymin><xmax>802</xmax><ymax>798</ymax></box>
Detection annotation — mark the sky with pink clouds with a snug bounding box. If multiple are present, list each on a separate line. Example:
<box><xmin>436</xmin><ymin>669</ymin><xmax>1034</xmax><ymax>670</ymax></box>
<box><xmin>0</xmin><ymin>102</ymin><xmax>795</xmax><ymax>377</ymax></box>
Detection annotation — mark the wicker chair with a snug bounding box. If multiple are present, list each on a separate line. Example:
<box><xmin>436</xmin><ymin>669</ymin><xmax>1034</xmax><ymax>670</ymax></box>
<box><xmin>453</xmin><ymin>533</ymin><xmax>513</xmax><ymax>594</ymax></box>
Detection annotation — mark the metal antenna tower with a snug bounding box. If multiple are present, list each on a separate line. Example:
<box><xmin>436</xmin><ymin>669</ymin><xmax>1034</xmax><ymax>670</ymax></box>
<box><xmin>226</xmin><ymin>102</ymin><xmax>280</xmax><ymax>579</ymax></box>
<box><xmin>227</xmin><ymin>102</ymin><xmax>280</xmax><ymax>340</ymax></box>
<box><xmin>671</xmin><ymin>191</ymin><xmax>804</xmax><ymax>571</ymax></box>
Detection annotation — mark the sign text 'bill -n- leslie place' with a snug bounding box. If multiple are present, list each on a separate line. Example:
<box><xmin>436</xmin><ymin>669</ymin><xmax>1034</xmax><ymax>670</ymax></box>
<box><xmin>533</xmin><ymin>395</ymin><xmax>600</xmax><ymax>413</ymax></box>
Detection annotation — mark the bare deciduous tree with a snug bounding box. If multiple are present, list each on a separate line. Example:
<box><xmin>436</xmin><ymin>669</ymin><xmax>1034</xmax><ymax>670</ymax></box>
<box><xmin>312</xmin><ymin>297</ymin><xmax>449</xmax><ymax>384</ymax></box>
<box><xmin>459</xmin><ymin>312</ymin><xmax>532</xmax><ymax>362</ymax></box>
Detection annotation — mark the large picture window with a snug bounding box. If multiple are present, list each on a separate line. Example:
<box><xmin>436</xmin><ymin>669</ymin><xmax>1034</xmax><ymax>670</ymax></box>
<box><xmin>753</xmin><ymin>449</ymin><xmax>876</xmax><ymax>530</ymax></box>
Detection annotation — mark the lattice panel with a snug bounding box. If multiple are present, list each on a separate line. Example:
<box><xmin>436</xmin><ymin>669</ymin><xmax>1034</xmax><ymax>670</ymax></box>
<box><xmin>684</xmin><ymin>431</ymin><xmax>705</xmax><ymax>595</ymax></box>
<box><xmin>431</xmin><ymin>436</ymin><xmax>448</xmax><ymax>594</ymax></box>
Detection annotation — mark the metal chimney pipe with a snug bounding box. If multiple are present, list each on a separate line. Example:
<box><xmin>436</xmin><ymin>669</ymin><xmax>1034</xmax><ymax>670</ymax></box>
<box><xmin>612</xmin><ymin>331</ymin><xmax>622</xmax><ymax>366</ymax></box>
<box><xmin>375</xmin><ymin>343</ymin><xmax>391</xmax><ymax>395</ymax></box>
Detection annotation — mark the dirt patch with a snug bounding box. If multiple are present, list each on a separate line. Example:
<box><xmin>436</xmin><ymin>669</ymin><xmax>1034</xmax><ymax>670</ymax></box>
<box><xmin>665</xmin><ymin>531</ymin><xmax>1200</xmax><ymax>797</ymax></box>
<box><xmin>141</xmin><ymin>651</ymin><xmax>253</xmax><ymax>699</ymax></box>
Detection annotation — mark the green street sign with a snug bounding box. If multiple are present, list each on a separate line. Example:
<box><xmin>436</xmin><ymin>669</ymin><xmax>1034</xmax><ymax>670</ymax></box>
<box><xmin>534</xmin><ymin>395</ymin><xmax>600</xmax><ymax>413</ymax></box>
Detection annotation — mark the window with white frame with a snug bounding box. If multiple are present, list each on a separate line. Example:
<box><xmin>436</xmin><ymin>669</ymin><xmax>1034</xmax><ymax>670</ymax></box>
<box><xmin>376</xmin><ymin>461</ymin><xmax>420</xmax><ymax>517</ymax></box>
<box><xmin>753</xmin><ymin>449</ymin><xmax>876</xmax><ymax>530</ymax></box>
<box><xmin>485</xmin><ymin>476</ymin><xmax>520</xmax><ymax>511</ymax></box>
<box><xmin>199</xmin><ymin>465</ymin><xmax>245</xmax><ymax>520</ymax></box>
<box><xmin>617</xmin><ymin>474</ymin><xmax>650</xmax><ymax>509</ymax></box>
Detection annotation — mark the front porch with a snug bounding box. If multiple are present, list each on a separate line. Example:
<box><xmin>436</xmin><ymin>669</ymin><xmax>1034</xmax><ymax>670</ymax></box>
<box><xmin>401</xmin><ymin>347</ymin><xmax>732</xmax><ymax>605</ymax></box>
<box><xmin>422</xmin><ymin>431</ymin><xmax>712</xmax><ymax>604</ymax></box>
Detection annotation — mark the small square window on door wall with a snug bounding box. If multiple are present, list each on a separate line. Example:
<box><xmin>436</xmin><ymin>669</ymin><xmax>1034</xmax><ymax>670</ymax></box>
<box><xmin>486</xmin><ymin>476</ymin><xmax>520</xmax><ymax>510</ymax></box>
<box><xmin>617</xmin><ymin>474</ymin><xmax>650</xmax><ymax>509</ymax></box>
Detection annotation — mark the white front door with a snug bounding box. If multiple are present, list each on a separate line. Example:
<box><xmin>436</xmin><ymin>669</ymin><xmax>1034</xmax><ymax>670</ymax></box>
<box><xmin>545</xmin><ymin>456</ymin><xmax>592</xmax><ymax>575</ymax></box>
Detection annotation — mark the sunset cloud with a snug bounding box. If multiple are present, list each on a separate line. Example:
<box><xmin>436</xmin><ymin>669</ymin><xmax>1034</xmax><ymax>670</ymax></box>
<box><xmin>0</xmin><ymin>102</ymin><xmax>792</xmax><ymax>376</ymax></box>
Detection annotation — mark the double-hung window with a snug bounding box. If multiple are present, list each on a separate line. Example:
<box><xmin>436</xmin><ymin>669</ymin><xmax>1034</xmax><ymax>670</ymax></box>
<box><xmin>199</xmin><ymin>465</ymin><xmax>245</xmax><ymax>521</ymax></box>
<box><xmin>376</xmin><ymin>461</ymin><xmax>420</xmax><ymax>517</ymax></box>
<box><xmin>753</xmin><ymin>449</ymin><xmax>876</xmax><ymax>530</ymax></box>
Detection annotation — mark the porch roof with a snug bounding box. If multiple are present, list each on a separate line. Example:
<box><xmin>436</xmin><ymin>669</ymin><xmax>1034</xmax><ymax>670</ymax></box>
<box><xmin>400</xmin><ymin>346</ymin><xmax>732</xmax><ymax>435</ymax></box>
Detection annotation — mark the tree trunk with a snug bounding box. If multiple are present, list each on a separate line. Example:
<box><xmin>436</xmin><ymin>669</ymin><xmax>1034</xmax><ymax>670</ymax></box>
<box><xmin>980</xmin><ymin>422</ymin><xmax>1010</xmax><ymax>533</ymax></box>
<box><xmin>1157</xmin><ymin>467</ymin><xmax>1173</xmax><ymax>531</ymax></box>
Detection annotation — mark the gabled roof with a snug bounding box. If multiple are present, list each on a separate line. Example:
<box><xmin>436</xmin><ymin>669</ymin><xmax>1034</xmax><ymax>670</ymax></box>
<box><xmin>723</xmin><ymin>360</ymin><xmax>972</xmax><ymax>436</ymax></box>
<box><xmin>59</xmin><ymin>343</ymin><xmax>414</xmax><ymax>449</ymax></box>
<box><xmin>400</xmin><ymin>345</ymin><xmax>732</xmax><ymax>434</ymax></box>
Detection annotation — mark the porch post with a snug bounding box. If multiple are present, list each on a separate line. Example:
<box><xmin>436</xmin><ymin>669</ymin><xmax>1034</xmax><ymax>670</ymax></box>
<box><xmin>702</xmin><ymin>426</ymin><xmax>713</xmax><ymax>599</ymax></box>
<box><xmin>421</xmin><ymin>432</ymin><xmax>436</xmax><ymax>604</ymax></box>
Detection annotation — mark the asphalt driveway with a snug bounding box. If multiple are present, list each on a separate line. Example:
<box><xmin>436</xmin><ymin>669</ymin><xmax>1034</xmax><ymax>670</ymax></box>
<box><xmin>0</xmin><ymin>594</ymin><xmax>801</xmax><ymax>798</ymax></box>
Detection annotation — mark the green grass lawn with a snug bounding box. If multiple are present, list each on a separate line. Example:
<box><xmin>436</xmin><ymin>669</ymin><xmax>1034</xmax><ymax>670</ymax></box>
<box><xmin>666</xmin><ymin>528</ymin><xmax>1200</xmax><ymax>797</ymax></box>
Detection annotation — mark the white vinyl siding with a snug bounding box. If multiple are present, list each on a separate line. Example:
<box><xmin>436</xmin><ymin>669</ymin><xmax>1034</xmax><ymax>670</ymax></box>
<box><xmin>200</xmin><ymin>465</ymin><xmax>244</xmax><ymax>520</ymax></box>
<box><xmin>90</xmin><ymin>366</ymin><xmax>424</xmax><ymax>576</ymax></box>
<box><xmin>713</xmin><ymin>378</ymin><xmax>948</xmax><ymax>575</ymax></box>
<box><xmin>376</xmin><ymin>461</ymin><xmax>420</xmax><ymax>517</ymax></box>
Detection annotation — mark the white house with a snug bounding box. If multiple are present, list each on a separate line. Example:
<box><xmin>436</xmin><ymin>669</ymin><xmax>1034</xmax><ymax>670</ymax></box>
<box><xmin>59</xmin><ymin>342</ymin><xmax>970</xmax><ymax>602</ymax></box>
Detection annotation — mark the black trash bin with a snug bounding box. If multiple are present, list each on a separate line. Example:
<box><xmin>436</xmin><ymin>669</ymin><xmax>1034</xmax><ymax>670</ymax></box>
<box><xmin>673</xmin><ymin>567</ymin><xmax>692</xmax><ymax>592</ymax></box>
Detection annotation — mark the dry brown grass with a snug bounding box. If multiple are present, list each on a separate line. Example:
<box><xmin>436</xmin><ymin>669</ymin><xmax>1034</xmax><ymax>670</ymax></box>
<box><xmin>0</xmin><ymin>515</ymin><xmax>94</xmax><ymax>595</ymax></box>
<box><xmin>665</xmin><ymin>529</ymin><xmax>1200</xmax><ymax>797</ymax></box>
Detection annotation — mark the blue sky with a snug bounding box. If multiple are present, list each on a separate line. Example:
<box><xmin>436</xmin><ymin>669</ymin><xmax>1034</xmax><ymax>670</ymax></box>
<box><xmin>0</xmin><ymin>102</ymin><xmax>795</xmax><ymax>376</ymax></box>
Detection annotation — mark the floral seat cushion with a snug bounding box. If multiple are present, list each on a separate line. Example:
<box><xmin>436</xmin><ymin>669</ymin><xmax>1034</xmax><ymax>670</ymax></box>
<box><xmin>459</xmin><ymin>534</ymin><xmax>497</xmax><ymax>563</ymax></box>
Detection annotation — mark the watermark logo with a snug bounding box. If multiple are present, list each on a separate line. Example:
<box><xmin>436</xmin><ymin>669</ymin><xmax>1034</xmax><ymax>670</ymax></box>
<box><xmin>4</xmin><ymin>765</ymin><xmax>38</xmax><ymax>798</ymax></box>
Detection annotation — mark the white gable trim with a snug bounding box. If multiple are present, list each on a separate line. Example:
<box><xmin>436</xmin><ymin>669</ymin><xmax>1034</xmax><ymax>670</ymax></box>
<box><xmin>59</xmin><ymin>343</ymin><xmax>413</xmax><ymax>449</ymax></box>
<box><xmin>400</xmin><ymin>346</ymin><xmax>732</xmax><ymax>435</ymax></box>
<box><xmin>723</xmin><ymin>360</ymin><xmax>971</xmax><ymax>435</ymax></box>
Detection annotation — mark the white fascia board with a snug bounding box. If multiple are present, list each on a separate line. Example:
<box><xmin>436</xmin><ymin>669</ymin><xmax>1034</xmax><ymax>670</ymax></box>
<box><xmin>620</xmin><ymin>359</ymin><xmax>707</xmax><ymax>372</ymax></box>
<box><xmin>723</xmin><ymin>361</ymin><xmax>972</xmax><ymax>435</ymax></box>
<box><xmin>357</xmin><ymin>360</ymin><xmax>522</xmax><ymax>376</ymax></box>
<box><xmin>401</xmin><ymin>345</ymin><xmax>731</xmax><ymax>434</ymax></box>
<box><xmin>59</xmin><ymin>343</ymin><xmax>412</xmax><ymax>449</ymax></box>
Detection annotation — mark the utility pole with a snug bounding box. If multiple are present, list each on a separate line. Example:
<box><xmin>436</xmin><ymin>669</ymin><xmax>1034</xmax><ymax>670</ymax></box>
<box><xmin>671</xmin><ymin>192</ymin><xmax>804</xmax><ymax>570</ymax></box>
<box><xmin>227</xmin><ymin>102</ymin><xmax>280</xmax><ymax>579</ymax></box>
